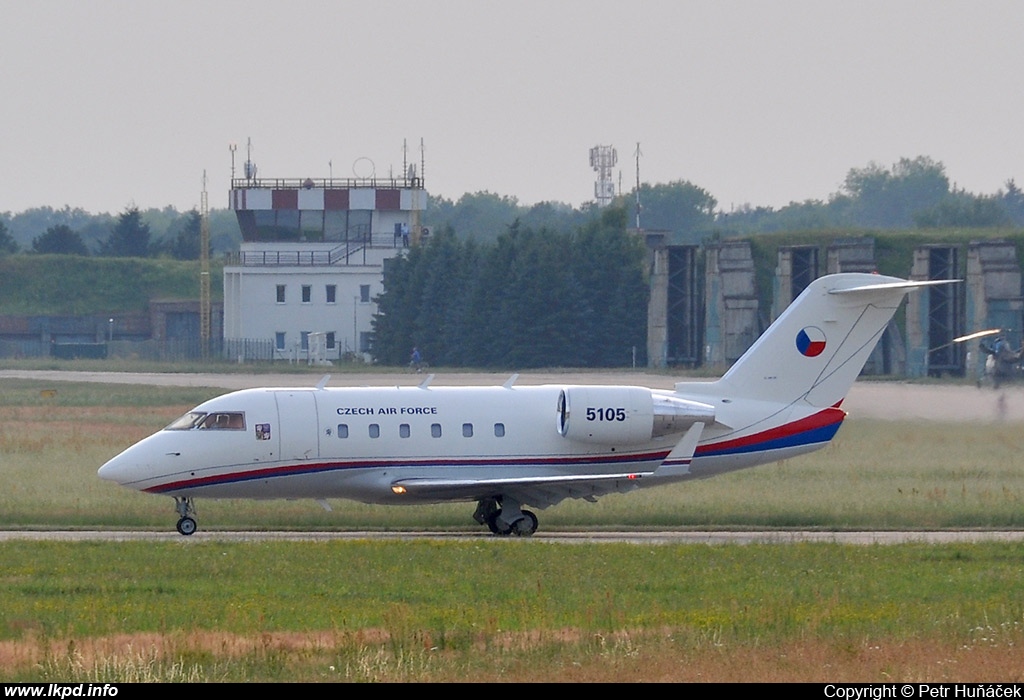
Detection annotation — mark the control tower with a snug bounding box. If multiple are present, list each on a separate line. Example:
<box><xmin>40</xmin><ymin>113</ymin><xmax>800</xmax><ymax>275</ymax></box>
<box><xmin>224</xmin><ymin>143</ymin><xmax>427</xmax><ymax>362</ymax></box>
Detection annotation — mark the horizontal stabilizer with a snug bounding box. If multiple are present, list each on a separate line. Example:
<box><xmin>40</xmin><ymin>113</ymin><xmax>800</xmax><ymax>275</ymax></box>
<box><xmin>829</xmin><ymin>278</ymin><xmax>960</xmax><ymax>295</ymax></box>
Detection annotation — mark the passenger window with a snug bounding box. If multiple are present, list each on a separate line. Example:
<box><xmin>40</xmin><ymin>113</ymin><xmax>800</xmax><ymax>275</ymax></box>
<box><xmin>494</xmin><ymin>423</ymin><xmax>505</xmax><ymax>437</ymax></box>
<box><xmin>337</xmin><ymin>424</ymin><xmax>349</xmax><ymax>439</ymax></box>
<box><xmin>431</xmin><ymin>423</ymin><xmax>442</xmax><ymax>438</ymax></box>
<box><xmin>462</xmin><ymin>423</ymin><xmax>473</xmax><ymax>437</ymax></box>
<box><xmin>369</xmin><ymin>424</ymin><xmax>380</xmax><ymax>438</ymax></box>
<box><xmin>400</xmin><ymin>424</ymin><xmax>410</xmax><ymax>438</ymax></box>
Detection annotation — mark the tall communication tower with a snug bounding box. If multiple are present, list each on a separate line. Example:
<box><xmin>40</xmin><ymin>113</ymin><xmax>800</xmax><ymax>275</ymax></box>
<box><xmin>589</xmin><ymin>145</ymin><xmax>618</xmax><ymax>207</ymax></box>
<box><xmin>200</xmin><ymin>171</ymin><xmax>211</xmax><ymax>359</ymax></box>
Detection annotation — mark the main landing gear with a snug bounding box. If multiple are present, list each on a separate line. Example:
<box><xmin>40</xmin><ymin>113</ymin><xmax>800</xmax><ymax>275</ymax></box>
<box><xmin>174</xmin><ymin>497</ymin><xmax>197</xmax><ymax>536</ymax></box>
<box><xmin>473</xmin><ymin>496</ymin><xmax>538</xmax><ymax>537</ymax></box>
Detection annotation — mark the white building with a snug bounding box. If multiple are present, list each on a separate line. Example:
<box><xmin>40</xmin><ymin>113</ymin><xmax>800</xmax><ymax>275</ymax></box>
<box><xmin>224</xmin><ymin>176</ymin><xmax>427</xmax><ymax>361</ymax></box>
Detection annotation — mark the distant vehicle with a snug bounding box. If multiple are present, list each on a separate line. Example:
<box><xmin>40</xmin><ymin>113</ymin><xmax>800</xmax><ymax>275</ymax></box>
<box><xmin>99</xmin><ymin>273</ymin><xmax>954</xmax><ymax>537</ymax></box>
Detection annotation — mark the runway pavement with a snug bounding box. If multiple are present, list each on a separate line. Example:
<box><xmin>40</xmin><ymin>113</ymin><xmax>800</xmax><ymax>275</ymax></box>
<box><xmin>3</xmin><ymin>368</ymin><xmax>1024</xmax><ymax>422</ymax></box>
<box><xmin>3</xmin><ymin>530</ymin><xmax>1024</xmax><ymax>544</ymax></box>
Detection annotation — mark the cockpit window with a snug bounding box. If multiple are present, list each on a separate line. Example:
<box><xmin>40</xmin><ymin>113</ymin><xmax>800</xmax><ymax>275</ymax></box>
<box><xmin>200</xmin><ymin>412</ymin><xmax>245</xmax><ymax>430</ymax></box>
<box><xmin>166</xmin><ymin>411</ymin><xmax>207</xmax><ymax>430</ymax></box>
<box><xmin>166</xmin><ymin>411</ymin><xmax>245</xmax><ymax>431</ymax></box>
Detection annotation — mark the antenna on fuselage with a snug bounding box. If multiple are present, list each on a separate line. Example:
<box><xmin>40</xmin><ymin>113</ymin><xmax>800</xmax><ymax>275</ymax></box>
<box><xmin>316</xmin><ymin>375</ymin><xmax>331</xmax><ymax>390</ymax></box>
<box><xmin>418</xmin><ymin>374</ymin><xmax>434</xmax><ymax>389</ymax></box>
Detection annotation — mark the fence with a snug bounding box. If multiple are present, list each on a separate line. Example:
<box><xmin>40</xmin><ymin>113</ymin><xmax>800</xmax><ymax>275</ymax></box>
<box><xmin>0</xmin><ymin>338</ymin><xmax>277</xmax><ymax>363</ymax></box>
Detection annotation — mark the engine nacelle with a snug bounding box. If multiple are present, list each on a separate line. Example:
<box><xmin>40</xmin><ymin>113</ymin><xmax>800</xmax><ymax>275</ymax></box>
<box><xmin>556</xmin><ymin>386</ymin><xmax>715</xmax><ymax>446</ymax></box>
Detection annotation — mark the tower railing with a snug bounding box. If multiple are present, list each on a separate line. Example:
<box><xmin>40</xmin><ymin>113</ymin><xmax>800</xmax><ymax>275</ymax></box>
<box><xmin>224</xmin><ymin>233</ymin><xmax>412</xmax><ymax>267</ymax></box>
<box><xmin>230</xmin><ymin>176</ymin><xmax>424</xmax><ymax>190</ymax></box>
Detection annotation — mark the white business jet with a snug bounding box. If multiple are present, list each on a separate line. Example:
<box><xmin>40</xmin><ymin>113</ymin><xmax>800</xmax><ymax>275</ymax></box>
<box><xmin>98</xmin><ymin>273</ymin><xmax>952</xmax><ymax>536</ymax></box>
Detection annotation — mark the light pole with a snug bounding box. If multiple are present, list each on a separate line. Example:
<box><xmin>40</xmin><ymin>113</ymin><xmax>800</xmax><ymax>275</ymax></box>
<box><xmin>108</xmin><ymin>318</ymin><xmax>113</xmax><ymax>343</ymax></box>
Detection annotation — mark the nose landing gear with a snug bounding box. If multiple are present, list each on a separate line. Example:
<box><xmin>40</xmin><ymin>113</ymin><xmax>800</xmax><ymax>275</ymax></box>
<box><xmin>174</xmin><ymin>497</ymin><xmax>197</xmax><ymax>536</ymax></box>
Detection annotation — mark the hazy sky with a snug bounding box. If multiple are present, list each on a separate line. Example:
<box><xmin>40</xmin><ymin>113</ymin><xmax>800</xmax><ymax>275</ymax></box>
<box><xmin>2</xmin><ymin>1</ymin><xmax>1022</xmax><ymax>215</ymax></box>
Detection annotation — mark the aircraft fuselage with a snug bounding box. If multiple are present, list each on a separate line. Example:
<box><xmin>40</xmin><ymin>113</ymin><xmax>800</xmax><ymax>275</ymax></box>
<box><xmin>98</xmin><ymin>382</ymin><xmax>841</xmax><ymax>504</ymax></box>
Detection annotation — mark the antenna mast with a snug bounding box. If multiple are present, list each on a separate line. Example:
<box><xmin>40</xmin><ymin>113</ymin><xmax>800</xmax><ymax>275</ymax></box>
<box><xmin>200</xmin><ymin>170</ymin><xmax>211</xmax><ymax>359</ymax></box>
<box><xmin>410</xmin><ymin>139</ymin><xmax>424</xmax><ymax>245</ymax></box>
<box><xmin>243</xmin><ymin>137</ymin><xmax>257</xmax><ymax>181</ymax></box>
<box><xmin>634</xmin><ymin>142</ymin><xmax>642</xmax><ymax>229</ymax></box>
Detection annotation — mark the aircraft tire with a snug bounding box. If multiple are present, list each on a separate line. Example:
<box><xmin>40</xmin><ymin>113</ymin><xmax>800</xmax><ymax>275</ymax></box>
<box><xmin>176</xmin><ymin>516</ymin><xmax>197</xmax><ymax>536</ymax></box>
<box><xmin>486</xmin><ymin>511</ymin><xmax>512</xmax><ymax>536</ymax></box>
<box><xmin>513</xmin><ymin>510</ymin><xmax>538</xmax><ymax>537</ymax></box>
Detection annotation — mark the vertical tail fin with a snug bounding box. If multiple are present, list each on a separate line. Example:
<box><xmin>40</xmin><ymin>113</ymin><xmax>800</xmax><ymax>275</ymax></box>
<box><xmin>688</xmin><ymin>273</ymin><xmax>956</xmax><ymax>409</ymax></box>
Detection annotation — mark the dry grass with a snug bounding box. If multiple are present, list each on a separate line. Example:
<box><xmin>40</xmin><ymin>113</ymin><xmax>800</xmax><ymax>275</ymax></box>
<box><xmin>6</xmin><ymin>629</ymin><xmax>1024</xmax><ymax>682</ymax></box>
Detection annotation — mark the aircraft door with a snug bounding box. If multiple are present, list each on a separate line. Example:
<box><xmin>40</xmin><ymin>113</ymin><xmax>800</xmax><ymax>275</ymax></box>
<box><xmin>274</xmin><ymin>391</ymin><xmax>320</xmax><ymax>462</ymax></box>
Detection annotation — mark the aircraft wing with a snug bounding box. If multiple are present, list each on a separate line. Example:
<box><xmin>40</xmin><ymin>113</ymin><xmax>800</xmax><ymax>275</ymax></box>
<box><xmin>391</xmin><ymin>470</ymin><xmax>655</xmax><ymax>509</ymax></box>
<box><xmin>393</xmin><ymin>423</ymin><xmax>707</xmax><ymax>508</ymax></box>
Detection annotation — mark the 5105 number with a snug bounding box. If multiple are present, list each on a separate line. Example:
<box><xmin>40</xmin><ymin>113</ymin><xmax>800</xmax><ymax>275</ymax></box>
<box><xmin>586</xmin><ymin>407</ymin><xmax>627</xmax><ymax>422</ymax></box>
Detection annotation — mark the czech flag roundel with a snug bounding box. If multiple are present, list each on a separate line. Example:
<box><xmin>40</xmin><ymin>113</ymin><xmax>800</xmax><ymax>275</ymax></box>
<box><xmin>796</xmin><ymin>327</ymin><xmax>826</xmax><ymax>357</ymax></box>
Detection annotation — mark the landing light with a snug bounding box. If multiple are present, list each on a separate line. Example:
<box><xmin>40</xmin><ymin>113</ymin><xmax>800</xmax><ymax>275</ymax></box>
<box><xmin>391</xmin><ymin>485</ymin><xmax>408</xmax><ymax>495</ymax></box>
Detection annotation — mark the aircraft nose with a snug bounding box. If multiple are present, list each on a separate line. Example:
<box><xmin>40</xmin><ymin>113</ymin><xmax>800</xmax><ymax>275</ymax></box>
<box><xmin>98</xmin><ymin>451</ymin><xmax>135</xmax><ymax>485</ymax></box>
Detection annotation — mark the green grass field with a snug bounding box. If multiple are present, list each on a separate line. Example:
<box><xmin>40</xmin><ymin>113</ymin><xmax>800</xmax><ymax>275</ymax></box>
<box><xmin>2</xmin><ymin>377</ymin><xmax>1024</xmax><ymax>681</ymax></box>
<box><xmin>3</xmin><ymin>539</ymin><xmax>1024</xmax><ymax>682</ymax></box>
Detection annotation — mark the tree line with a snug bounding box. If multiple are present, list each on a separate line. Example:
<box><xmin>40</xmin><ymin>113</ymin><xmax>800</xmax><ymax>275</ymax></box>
<box><xmin>716</xmin><ymin>156</ymin><xmax>1024</xmax><ymax>234</ymax></box>
<box><xmin>371</xmin><ymin>206</ymin><xmax>649</xmax><ymax>368</ymax></box>
<box><xmin>0</xmin><ymin>206</ymin><xmax>240</xmax><ymax>258</ymax></box>
<box><xmin>2</xmin><ymin>155</ymin><xmax>1020</xmax><ymax>260</ymax></box>
<box><xmin>427</xmin><ymin>155</ymin><xmax>1024</xmax><ymax>243</ymax></box>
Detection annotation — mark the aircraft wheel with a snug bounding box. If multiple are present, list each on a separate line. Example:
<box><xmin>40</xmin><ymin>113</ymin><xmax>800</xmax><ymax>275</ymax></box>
<box><xmin>512</xmin><ymin>510</ymin><xmax>538</xmax><ymax>537</ymax></box>
<box><xmin>176</xmin><ymin>516</ymin><xmax>197</xmax><ymax>536</ymax></box>
<box><xmin>486</xmin><ymin>511</ymin><xmax>512</xmax><ymax>536</ymax></box>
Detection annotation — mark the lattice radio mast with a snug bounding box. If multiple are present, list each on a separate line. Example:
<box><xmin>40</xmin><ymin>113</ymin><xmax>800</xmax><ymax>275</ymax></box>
<box><xmin>589</xmin><ymin>145</ymin><xmax>618</xmax><ymax>207</ymax></box>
